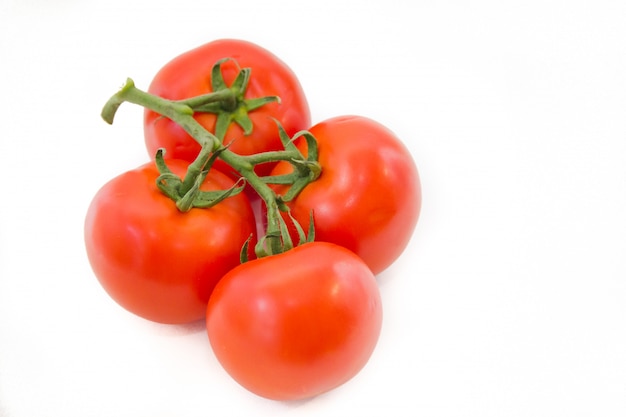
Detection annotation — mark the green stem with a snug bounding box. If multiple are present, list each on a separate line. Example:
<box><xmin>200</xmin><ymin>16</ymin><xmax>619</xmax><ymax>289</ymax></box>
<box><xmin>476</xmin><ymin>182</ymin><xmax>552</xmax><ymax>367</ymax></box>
<box><xmin>243</xmin><ymin>150</ymin><xmax>303</xmax><ymax>166</ymax></box>
<box><xmin>102</xmin><ymin>79</ymin><xmax>220</xmax><ymax>152</ymax></box>
<box><xmin>102</xmin><ymin>79</ymin><xmax>193</xmax><ymax>124</ymax></box>
<box><xmin>101</xmin><ymin>78</ymin><xmax>311</xmax><ymax>257</ymax></box>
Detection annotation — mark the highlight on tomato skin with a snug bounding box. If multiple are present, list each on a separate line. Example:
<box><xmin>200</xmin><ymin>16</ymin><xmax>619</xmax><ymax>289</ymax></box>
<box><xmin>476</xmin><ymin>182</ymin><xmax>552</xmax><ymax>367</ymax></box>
<box><xmin>205</xmin><ymin>242</ymin><xmax>383</xmax><ymax>401</ymax></box>
<box><xmin>84</xmin><ymin>159</ymin><xmax>258</xmax><ymax>325</ymax></box>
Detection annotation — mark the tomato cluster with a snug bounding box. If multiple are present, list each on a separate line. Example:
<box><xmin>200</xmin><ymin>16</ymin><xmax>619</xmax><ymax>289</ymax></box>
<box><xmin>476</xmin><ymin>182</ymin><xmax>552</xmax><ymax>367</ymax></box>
<box><xmin>86</xmin><ymin>39</ymin><xmax>421</xmax><ymax>401</ymax></box>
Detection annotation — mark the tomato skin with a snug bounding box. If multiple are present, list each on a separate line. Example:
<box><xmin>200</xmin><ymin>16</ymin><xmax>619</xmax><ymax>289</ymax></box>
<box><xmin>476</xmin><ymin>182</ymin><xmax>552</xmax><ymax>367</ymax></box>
<box><xmin>206</xmin><ymin>242</ymin><xmax>382</xmax><ymax>401</ymax></box>
<box><xmin>270</xmin><ymin>116</ymin><xmax>421</xmax><ymax>275</ymax></box>
<box><xmin>84</xmin><ymin>160</ymin><xmax>257</xmax><ymax>324</ymax></box>
<box><xmin>144</xmin><ymin>39</ymin><xmax>311</xmax><ymax>177</ymax></box>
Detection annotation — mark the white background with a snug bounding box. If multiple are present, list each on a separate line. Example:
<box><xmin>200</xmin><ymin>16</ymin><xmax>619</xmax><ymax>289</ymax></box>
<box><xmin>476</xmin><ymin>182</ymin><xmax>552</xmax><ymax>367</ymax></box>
<box><xmin>1</xmin><ymin>0</ymin><xmax>625</xmax><ymax>416</ymax></box>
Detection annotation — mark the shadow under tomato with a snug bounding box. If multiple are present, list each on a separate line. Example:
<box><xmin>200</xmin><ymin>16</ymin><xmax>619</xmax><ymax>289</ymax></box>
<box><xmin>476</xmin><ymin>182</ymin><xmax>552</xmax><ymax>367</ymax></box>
<box><xmin>139</xmin><ymin>317</ymin><xmax>208</xmax><ymax>337</ymax></box>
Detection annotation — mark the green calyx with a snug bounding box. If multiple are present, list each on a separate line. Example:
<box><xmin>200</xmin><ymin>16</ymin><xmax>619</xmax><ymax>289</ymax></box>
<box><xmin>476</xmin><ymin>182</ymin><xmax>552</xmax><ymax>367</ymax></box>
<box><xmin>250</xmin><ymin>204</ymin><xmax>315</xmax><ymax>262</ymax></box>
<box><xmin>154</xmin><ymin>148</ymin><xmax>245</xmax><ymax>212</ymax></box>
<box><xmin>258</xmin><ymin>123</ymin><xmax>321</xmax><ymax>202</ymax></box>
<box><xmin>180</xmin><ymin>58</ymin><xmax>279</xmax><ymax>141</ymax></box>
<box><xmin>100</xmin><ymin>57</ymin><xmax>322</xmax><ymax>259</ymax></box>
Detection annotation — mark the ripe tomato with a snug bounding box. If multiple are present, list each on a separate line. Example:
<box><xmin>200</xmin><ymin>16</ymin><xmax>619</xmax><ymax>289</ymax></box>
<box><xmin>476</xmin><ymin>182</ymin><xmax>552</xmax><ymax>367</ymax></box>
<box><xmin>84</xmin><ymin>159</ymin><xmax>257</xmax><ymax>324</ymax></box>
<box><xmin>144</xmin><ymin>38</ymin><xmax>311</xmax><ymax>177</ymax></box>
<box><xmin>269</xmin><ymin>116</ymin><xmax>421</xmax><ymax>275</ymax></box>
<box><xmin>206</xmin><ymin>242</ymin><xmax>382</xmax><ymax>401</ymax></box>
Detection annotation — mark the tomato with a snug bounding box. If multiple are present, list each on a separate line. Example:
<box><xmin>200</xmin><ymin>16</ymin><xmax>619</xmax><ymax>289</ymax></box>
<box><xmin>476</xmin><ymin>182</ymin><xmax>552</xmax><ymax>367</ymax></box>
<box><xmin>269</xmin><ymin>116</ymin><xmax>421</xmax><ymax>275</ymax></box>
<box><xmin>206</xmin><ymin>242</ymin><xmax>382</xmax><ymax>401</ymax></box>
<box><xmin>144</xmin><ymin>38</ymin><xmax>311</xmax><ymax>178</ymax></box>
<box><xmin>84</xmin><ymin>159</ymin><xmax>257</xmax><ymax>324</ymax></box>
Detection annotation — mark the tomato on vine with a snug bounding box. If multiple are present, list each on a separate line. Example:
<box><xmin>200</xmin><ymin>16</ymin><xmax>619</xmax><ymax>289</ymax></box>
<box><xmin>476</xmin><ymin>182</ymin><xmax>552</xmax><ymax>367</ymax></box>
<box><xmin>95</xmin><ymin>44</ymin><xmax>422</xmax><ymax>402</ymax></box>
<box><xmin>84</xmin><ymin>158</ymin><xmax>257</xmax><ymax>324</ymax></box>
<box><xmin>268</xmin><ymin>115</ymin><xmax>421</xmax><ymax>274</ymax></box>
<box><xmin>143</xmin><ymin>39</ymin><xmax>311</xmax><ymax>178</ymax></box>
<box><xmin>206</xmin><ymin>242</ymin><xmax>383</xmax><ymax>401</ymax></box>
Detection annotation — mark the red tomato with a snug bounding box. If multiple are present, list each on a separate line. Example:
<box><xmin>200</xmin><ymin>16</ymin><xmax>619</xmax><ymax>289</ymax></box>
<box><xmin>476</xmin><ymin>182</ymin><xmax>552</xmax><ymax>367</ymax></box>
<box><xmin>206</xmin><ymin>242</ymin><xmax>382</xmax><ymax>401</ymax></box>
<box><xmin>269</xmin><ymin>116</ymin><xmax>421</xmax><ymax>274</ymax></box>
<box><xmin>144</xmin><ymin>38</ymin><xmax>311</xmax><ymax>177</ymax></box>
<box><xmin>84</xmin><ymin>160</ymin><xmax>257</xmax><ymax>324</ymax></box>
